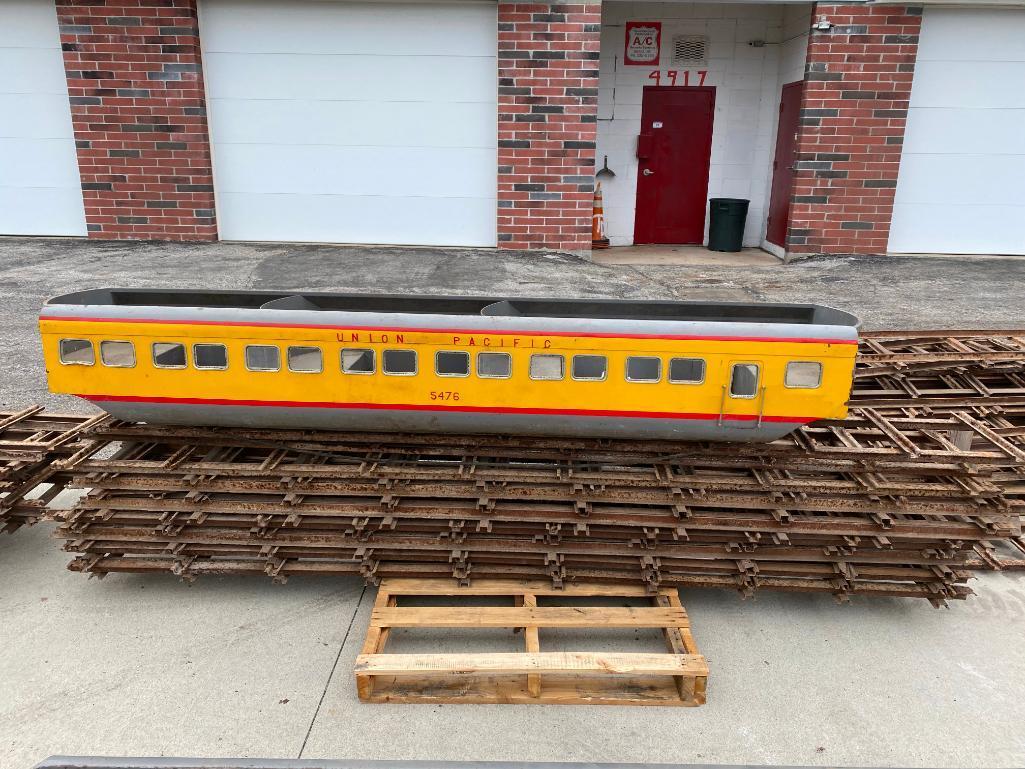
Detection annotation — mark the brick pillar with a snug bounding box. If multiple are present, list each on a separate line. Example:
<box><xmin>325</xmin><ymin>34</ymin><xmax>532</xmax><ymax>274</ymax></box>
<box><xmin>497</xmin><ymin>1</ymin><xmax>602</xmax><ymax>253</ymax></box>
<box><xmin>56</xmin><ymin>1</ymin><xmax>216</xmax><ymax>241</ymax></box>
<box><xmin>787</xmin><ymin>4</ymin><xmax>922</xmax><ymax>256</ymax></box>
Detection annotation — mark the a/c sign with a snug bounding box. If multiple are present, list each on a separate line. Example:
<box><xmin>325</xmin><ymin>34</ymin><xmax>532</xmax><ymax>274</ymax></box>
<box><xmin>625</xmin><ymin>21</ymin><xmax>661</xmax><ymax>65</ymax></box>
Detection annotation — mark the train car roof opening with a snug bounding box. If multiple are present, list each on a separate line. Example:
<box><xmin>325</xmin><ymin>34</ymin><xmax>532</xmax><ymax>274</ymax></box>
<box><xmin>45</xmin><ymin>289</ymin><xmax>859</xmax><ymax>326</ymax></box>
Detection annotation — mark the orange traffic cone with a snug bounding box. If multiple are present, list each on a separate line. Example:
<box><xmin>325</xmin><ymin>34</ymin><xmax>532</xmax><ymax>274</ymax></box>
<box><xmin>592</xmin><ymin>183</ymin><xmax>610</xmax><ymax>249</ymax></box>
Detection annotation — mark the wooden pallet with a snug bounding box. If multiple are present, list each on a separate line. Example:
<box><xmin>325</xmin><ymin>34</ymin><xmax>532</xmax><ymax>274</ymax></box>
<box><xmin>354</xmin><ymin>578</ymin><xmax>708</xmax><ymax>706</ymax></box>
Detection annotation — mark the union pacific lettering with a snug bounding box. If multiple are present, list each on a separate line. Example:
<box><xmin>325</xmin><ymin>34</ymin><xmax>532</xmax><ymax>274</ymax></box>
<box><xmin>335</xmin><ymin>331</ymin><xmax>554</xmax><ymax>349</ymax></box>
<box><xmin>335</xmin><ymin>331</ymin><xmax>406</xmax><ymax>344</ymax></box>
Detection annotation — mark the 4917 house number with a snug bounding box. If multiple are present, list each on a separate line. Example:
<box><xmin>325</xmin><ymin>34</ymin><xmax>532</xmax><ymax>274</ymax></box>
<box><xmin>647</xmin><ymin>70</ymin><xmax>709</xmax><ymax>86</ymax></box>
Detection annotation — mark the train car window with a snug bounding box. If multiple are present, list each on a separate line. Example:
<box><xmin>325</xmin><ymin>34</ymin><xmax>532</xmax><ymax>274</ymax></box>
<box><xmin>669</xmin><ymin>357</ymin><xmax>705</xmax><ymax>384</ymax></box>
<box><xmin>436</xmin><ymin>351</ymin><xmax>470</xmax><ymax>377</ymax></box>
<box><xmin>288</xmin><ymin>346</ymin><xmax>322</xmax><ymax>373</ymax></box>
<box><xmin>245</xmin><ymin>345</ymin><xmax>280</xmax><ymax>372</ymax></box>
<box><xmin>572</xmin><ymin>355</ymin><xmax>607</xmax><ymax>381</ymax></box>
<box><xmin>59</xmin><ymin>339</ymin><xmax>94</xmax><ymax>366</ymax></box>
<box><xmin>785</xmin><ymin>361</ymin><xmax>823</xmax><ymax>389</ymax></box>
<box><xmin>729</xmin><ymin>363</ymin><xmax>760</xmax><ymax>398</ymax></box>
<box><xmin>152</xmin><ymin>342</ymin><xmax>187</xmax><ymax>369</ymax></box>
<box><xmin>477</xmin><ymin>352</ymin><xmax>512</xmax><ymax>379</ymax></box>
<box><xmin>100</xmin><ymin>340</ymin><xmax>136</xmax><ymax>368</ymax></box>
<box><xmin>383</xmin><ymin>349</ymin><xmax>417</xmax><ymax>376</ymax></box>
<box><xmin>529</xmin><ymin>354</ymin><xmax>564</xmax><ymax>381</ymax></box>
<box><xmin>341</xmin><ymin>348</ymin><xmax>375</xmax><ymax>374</ymax></box>
<box><xmin>194</xmin><ymin>343</ymin><xmax>228</xmax><ymax>370</ymax></box>
<box><xmin>626</xmin><ymin>356</ymin><xmax>661</xmax><ymax>383</ymax></box>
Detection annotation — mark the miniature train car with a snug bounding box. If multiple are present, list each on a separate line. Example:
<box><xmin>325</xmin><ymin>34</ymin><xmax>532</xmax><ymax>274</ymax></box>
<box><xmin>39</xmin><ymin>289</ymin><xmax>860</xmax><ymax>441</ymax></box>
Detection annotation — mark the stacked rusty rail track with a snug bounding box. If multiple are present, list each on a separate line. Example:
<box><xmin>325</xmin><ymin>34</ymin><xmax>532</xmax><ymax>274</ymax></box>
<box><xmin>854</xmin><ymin>330</ymin><xmax>1025</xmax><ymax>570</ymax></box>
<box><xmin>4</xmin><ymin>330</ymin><xmax>1024</xmax><ymax>601</ymax></box>
<box><xmin>0</xmin><ymin>407</ymin><xmax>103</xmax><ymax>533</ymax></box>
<box><xmin>52</xmin><ymin>406</ymin><xmax>1022</xmax><ymax>604</ymax></box>
<box><xmin>852</xmin><ymin>330</ymin><xmax>1025</xmax><ymax>411</ymax></box>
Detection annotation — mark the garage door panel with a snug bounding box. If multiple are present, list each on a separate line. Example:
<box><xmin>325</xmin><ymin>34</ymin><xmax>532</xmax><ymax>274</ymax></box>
<box><xmin>202</xmin><ymin>0</ymin><xmax>498</xmax><ymax>246</ymax></box>
<box><xmin>204</xmin><ymin>52</ymin><xmax>495</xmax><ymax>103</ymax></box>
<box><xmin>0</xmin><ymin>0</ymin><xmax>64</xmax><ymax>46</ymax></box>
<box><xmin>909</xmin><ymin>61</ymin><xmax>1025</xmax><ymax>109</ymax></box>
<box><xmin>0</xmin><ymin>0</ymin><xmax>87</xmax><ymax>236</ymax></box>
<box><xmin>0</xmin><ymin>48</ymin><xmax>70</xmax><ymax>94</ymax></box>
<box><xmin>889</xmin><ymin>7</ymin><xmax>1025</xmax><ymax>255</ymax></box>
<box><xmin>889</xmin><ymin>203</ymin><xmax>1025</xmax><ymax>256</ymax></box>
<box><xmin>214</xmin><ymin>144</ymin><xmax>496</xmax><ymax>198</ymax></box>
<box><xmin>202</xmin><ymin>0</ymin><xmax>497</xmax><ymax>57</ymax></box>
<box><xmin>209</xmin><ymin>99</ymin><xmax>495</xmax><ymax>148</ymax></box>
<box><xmin>0</xmin><ymin>93</ymin><xmax>83</xmax><ymax>138</ymax></box>
<box><xmin>0</xmin><ymin>138</ymin><xmax>83</xmax><ymax>188</ymax></box>
<box><xmin>902</xmin><ymin>108</ymin><xmax>1025</xmax><ymax>156</ymax></box>
<box><xmin>893</xmin><ymin>154</ymin><xmax>1025</xmax><ymax>206</ymax></box>
<box><xmin>216</xmin><ymin>192</ymin><xmax>496</xmax><ymax>247</ymax></box>
<box><xmin>0</xmin><ymin>187</ymin><xmax>90</xmax><ymax>236</ymax></box>
<box><xmin>916</xmin><ymin>9</ymin><xmax>1025</xmax><ymax>62</ymax></box>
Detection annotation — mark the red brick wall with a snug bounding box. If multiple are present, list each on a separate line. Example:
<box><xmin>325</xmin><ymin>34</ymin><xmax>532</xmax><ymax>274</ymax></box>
<box><xmin>497</xmin><ymin>1</ymin><xmax>601</xmax><ymax>252</ymax></box>
<box><xmin>56</xmin><ymin>0</ymin><xmax>217</xmax><ymax>241</ymax></box>
<box><xmin>786</xmin><ymin>3</ymin><xmax>922</xmax><ymax>256</ymax></box>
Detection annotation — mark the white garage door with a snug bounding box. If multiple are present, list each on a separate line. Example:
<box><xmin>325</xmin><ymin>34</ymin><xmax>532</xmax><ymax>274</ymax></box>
<box><xmin>200</xmin><ymin>0</ymin><xmax>498</xmax><ymax>246</ymax></box>
<box><xmin>889</xmin><ymin>8</ymin><xmax>1025</xmax><ymax>255</ymax></box>
<box><xmin>0</xmin><ymin>0</ymin><xmax>86</xmax><ymax>236</ymax></box>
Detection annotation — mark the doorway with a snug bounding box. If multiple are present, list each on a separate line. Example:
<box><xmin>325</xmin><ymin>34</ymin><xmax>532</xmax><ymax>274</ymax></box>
<box><xmin>766</xmin><ymin>81</ymin><xmax>804</xmax><ymax>248</ymax></box>
<box><xmin>633</xmin><ymin>87</ymin><xmax>716</xmax><ymax>245</ymax></box>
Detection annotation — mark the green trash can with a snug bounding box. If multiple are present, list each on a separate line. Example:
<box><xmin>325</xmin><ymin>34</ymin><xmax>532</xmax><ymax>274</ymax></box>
<box><xmin>708</xmin><ymin>198</ymin><xmax>749</xmax><ymax>252</ymax></box>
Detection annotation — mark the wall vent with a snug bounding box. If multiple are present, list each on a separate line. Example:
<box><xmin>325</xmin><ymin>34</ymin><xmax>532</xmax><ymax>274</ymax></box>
<box><xmin>672</xmin><ymin>35</ymin><xmax>708</xmax><ymax>66</ymax></box>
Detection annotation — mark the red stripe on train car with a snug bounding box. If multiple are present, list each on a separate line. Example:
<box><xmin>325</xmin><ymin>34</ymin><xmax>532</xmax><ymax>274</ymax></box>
<box><xmin>40</xmin><ymin>315</ymin><xmax>858</xmax><ymax>346</ymax></box>
<box><xmin>79</xmin><ymin>393</ymin><xmax>819</xmax><ymax>424</ymax></box>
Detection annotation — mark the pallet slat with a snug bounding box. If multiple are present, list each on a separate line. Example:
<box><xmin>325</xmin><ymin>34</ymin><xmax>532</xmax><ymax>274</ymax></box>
<box><xmin>370</xmin><ymin>606</ymin><xmax>689</xmax><ymax>628</ymax></box>
<box><xmin>355</xmin><ymin>651</ymin><xmax>708</xmax><ymax>677</ymax></box>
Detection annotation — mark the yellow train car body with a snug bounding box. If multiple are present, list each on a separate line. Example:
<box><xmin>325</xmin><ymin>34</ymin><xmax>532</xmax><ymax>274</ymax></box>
<box><xmin>40</xmin><ymin>290</ymin><xmax>860</xmax><ymax>442</ymax></box>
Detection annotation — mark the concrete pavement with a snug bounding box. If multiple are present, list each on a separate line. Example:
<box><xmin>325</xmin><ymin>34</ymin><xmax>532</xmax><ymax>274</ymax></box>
<box><xmin>1</xmin><ymin>237</ymin><xmax>1024</xmax><ymax>769</ymax></box>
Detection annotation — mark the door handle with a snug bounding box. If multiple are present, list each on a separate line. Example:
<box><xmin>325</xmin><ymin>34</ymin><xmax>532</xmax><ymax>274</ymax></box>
<box><xmin>643</xmin><ymin>168</ymin><xmax>655</xmax><ymax>176</ymax></box>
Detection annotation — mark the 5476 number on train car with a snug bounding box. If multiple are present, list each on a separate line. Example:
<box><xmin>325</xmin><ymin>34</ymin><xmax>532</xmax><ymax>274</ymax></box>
<box><xmin>430</xmin><ymin>391</ymin><xmax>461</xmax><ymax>401</ymax></box>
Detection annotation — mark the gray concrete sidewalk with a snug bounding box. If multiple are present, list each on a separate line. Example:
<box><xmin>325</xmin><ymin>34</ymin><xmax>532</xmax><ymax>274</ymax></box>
<box><xmin>1</xmin><ymin>237</ymin><xmax>1024</xmax><ymax>769</ymax></box>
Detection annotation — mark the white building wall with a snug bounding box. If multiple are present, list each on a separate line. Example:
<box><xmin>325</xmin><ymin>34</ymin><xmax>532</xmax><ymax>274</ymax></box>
<box><xmin>777</xmin><ymin>3</ymin><xmax>812</xmax><ymax>87</ymax></box>
<box><xmin>597</xmin><ymin>2</ymin><xmax>811</xmax><ymax>248</ymax></box>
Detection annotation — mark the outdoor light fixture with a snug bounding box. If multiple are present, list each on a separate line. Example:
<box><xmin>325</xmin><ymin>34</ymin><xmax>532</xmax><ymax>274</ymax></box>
<box><xmin>812</xmin><ymin>15</ymin><xmax>833</xmax><ymax>31</ymax></box>
<box><xmin>596</xmin><ymin>155</ymin><xmax>616</xmax><ymax>180</ymax></box>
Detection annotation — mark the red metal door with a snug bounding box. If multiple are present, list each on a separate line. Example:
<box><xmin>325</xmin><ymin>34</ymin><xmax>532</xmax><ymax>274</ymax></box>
<box><xmin>633</xmin><ymin>87</ymin><xmax>715</xmax><ymax>245</ymax></box>
<box><xmin>766</xmin><ymin>81</ymin><xmax>803</xmax><ymax>247</ymax></box>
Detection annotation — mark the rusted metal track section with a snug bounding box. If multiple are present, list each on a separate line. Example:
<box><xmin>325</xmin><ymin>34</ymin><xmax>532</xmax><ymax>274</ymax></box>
<box><xmin>854</xmin><ymin>331</ymin><xmax>1025</xmax><ymax>411</ymax></box>
<box><xmin>0</xmin><ymin>407</ymin><xmax>107</xmax><ymax>533</ymax></box>
<box><xmin>853</xmin><ymin>330</ymin><xmax>1025</xmax><ymax>524</ymax></box>
<box><xmin>66</xmin><ymin>554</ymin><xmax>972</xmax><ymax>603</ymax></box>
<box><xmin>857</xmin><ymin>330</ymin><xmax>1025</xmax><ymax>371</ymax></box>
<box><xmin>966</xmin><ymin>537</ymin><xmax>1025</xmax><ymax>572</ymax></box>
<box><xmin>852</xmin><ymin>332</ymin><xmax>1025</xmax><ymax>511</ymax></box>
<box><xmin>82</xmin><ymin>409</ymin><xmax>1025</xmax><ymax>469</ymax></box>
<box><xmin>851</xmin><ymin>369</ymin><xmax>1025</xmax><ymax>410</ymax></box>
<box><xmin>58</xmin><ymin>411</ymin><xmax>1021</xmax><ymax>605</ymax></box>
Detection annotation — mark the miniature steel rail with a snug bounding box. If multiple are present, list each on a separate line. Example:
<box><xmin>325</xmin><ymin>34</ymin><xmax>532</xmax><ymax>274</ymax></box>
<box><xmin>55</xmin><ymin>402</ymin><xmax>1023</xmax><ymax>604</ymax></box>
<box><xmin>6</xmin><ymin>330</ymin><xmax>1025</xmax><ymax>594</ymax></box>
<box><xmin>0</xmin><ymin>406</ymin><xmax>105</xmax><ymax>533</ymax></box>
